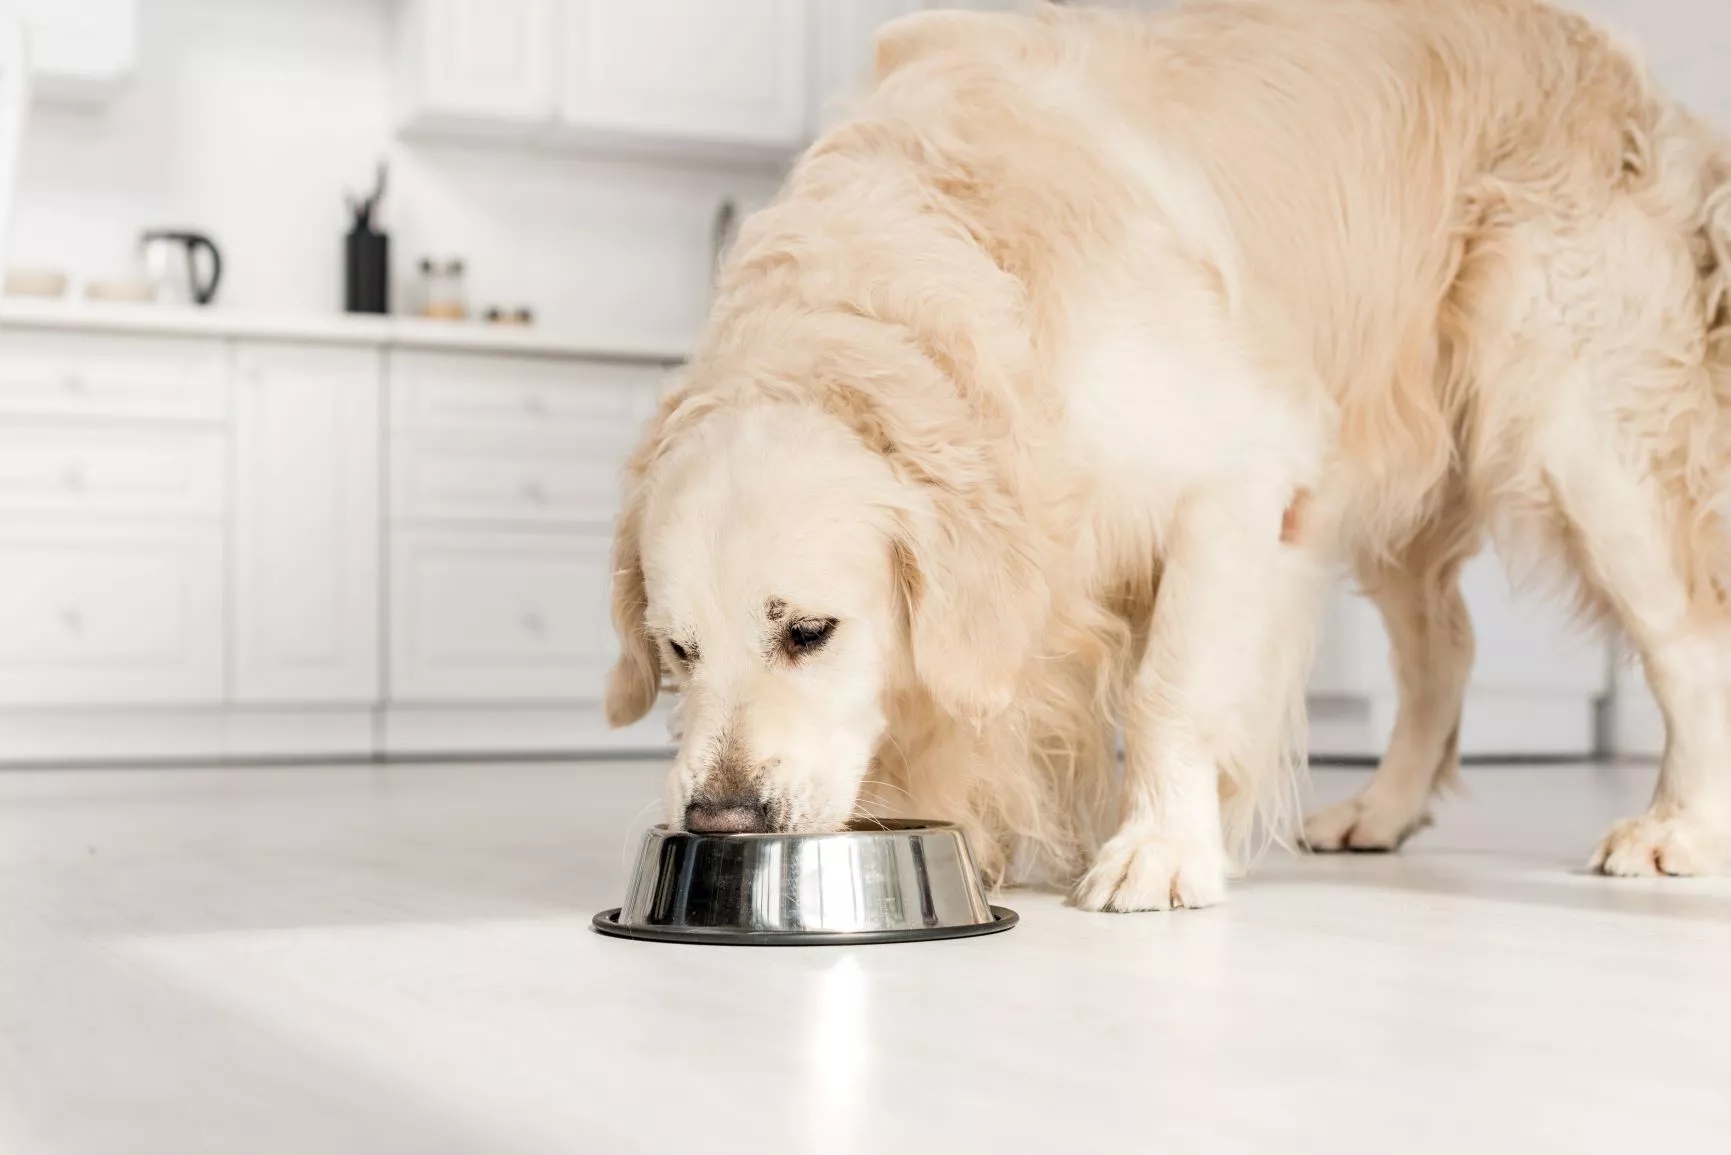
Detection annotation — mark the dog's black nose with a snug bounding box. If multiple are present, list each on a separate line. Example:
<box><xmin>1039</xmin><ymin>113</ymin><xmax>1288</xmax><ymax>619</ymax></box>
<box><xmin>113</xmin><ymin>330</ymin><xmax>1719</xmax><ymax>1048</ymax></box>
<box><xmin>684</xmin><ymin>797</ymin><xmax>771</xmax><ymax>834</ymax></box>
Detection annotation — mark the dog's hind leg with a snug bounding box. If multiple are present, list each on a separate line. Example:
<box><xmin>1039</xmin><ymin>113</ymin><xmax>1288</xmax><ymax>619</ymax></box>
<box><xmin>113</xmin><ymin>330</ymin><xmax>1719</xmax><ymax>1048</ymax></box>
<box><xmin>1304</xmin><ymin>505</ymin><xmax>1480</xmax><ymax>852</ymax></box>
<box><xmin>1543</xmin><ymin>402</ymin><xmax>1731</xmax><ymax>876</ymax></box>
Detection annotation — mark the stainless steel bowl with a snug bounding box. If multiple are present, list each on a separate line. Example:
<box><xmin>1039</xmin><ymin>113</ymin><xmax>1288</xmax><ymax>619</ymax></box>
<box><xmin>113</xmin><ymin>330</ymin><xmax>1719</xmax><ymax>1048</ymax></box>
<box><xmin>593</xmin><ymin>819</ymin><xmax>1017</xmax><ymax>945</ymax></box>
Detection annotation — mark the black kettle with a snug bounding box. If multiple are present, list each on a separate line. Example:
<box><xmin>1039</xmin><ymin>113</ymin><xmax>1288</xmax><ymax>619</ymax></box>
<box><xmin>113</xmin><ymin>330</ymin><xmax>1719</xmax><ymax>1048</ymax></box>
<box><xmin>140</xmin><ymin>230</ymin><xmax>224</xmax><ymax>306</ymax></box>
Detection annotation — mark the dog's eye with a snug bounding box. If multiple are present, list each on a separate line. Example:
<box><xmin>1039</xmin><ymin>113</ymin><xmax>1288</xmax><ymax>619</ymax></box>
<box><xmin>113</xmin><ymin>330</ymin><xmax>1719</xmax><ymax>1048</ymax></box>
<box><xmin>785</xmin><ymin>618</ymin><xmax>837</xmax><ymax>656</ymax></box>
<box><xmin>666</xmin><ymin>638</ymin><xmax>696</xmax><ymax>665</ymax></box>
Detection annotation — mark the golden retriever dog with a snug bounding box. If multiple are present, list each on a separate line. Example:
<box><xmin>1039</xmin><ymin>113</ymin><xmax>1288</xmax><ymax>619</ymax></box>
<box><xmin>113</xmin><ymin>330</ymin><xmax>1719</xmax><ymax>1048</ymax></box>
<box><xmin>605</xmin><ymin>0</ymin><xmax>1731</xmax><ymax>910</ymax></box>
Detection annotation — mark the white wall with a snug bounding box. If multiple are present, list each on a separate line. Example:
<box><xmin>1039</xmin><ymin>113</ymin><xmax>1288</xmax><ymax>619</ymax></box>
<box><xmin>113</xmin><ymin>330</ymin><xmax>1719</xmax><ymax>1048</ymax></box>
<box><xmin>8</xmin><ymin>0</ymin><xmax>780</xmax><ymax>334</ymax></box>
<box><xmin>1080</xmin><ymin>0</ymin><xmax>1731</xmax><ymax>122</ymax></box>
<box><xmin>1566</xmin><ymin>0</ymin><xmax>1731</xmax><ymax>123</ymax></box>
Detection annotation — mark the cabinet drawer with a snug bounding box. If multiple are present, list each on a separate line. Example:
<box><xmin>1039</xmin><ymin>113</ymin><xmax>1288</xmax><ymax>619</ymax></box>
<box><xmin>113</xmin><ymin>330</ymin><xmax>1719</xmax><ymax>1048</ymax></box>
<box><xmin>389</xmin><ymin>350</ymin><xmax>663</xmax><ymax>444</ymax></box>
<box><xmin>390</xmin><ymin>529</ymin><xmax>614</xmax><ymax>702</ymax></box>
<box><xmin>0</xmin><ymin>524</ymin><xmax>224</xmax><ymax>704</ymax></box>
<box><xmin>0</xmin><ymin>330</ymin><xmax>228</xmax><ymax>424</ymax></box>
<box><xmin>391</xmin><ymin>438</ymin><xmax>621</xmax><ymax>526</ymax></box>
<box><xmin>0</xmin><ymin>427</ymin><xmax>226</xmax><ymax>517</ymax></box>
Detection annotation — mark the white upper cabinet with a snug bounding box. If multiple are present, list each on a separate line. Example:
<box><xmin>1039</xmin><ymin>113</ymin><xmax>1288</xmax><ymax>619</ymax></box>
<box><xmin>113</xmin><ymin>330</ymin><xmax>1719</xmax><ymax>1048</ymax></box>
<box><xmin>1</xmin><ymin>17</ymin><xmax>25</xmax><ymax>274</ymax></box>
<box><xmin>809</xmin><ymin>0</ymin><xmax>923</xmax><ymax>135</ymax></box>
<box><xmin>397</xmin><ymin>0</ymin><xmax>815</xmax><ymax>158</ymax></box>
<box><xmin>560</xmin><ymin>0</ymin><xmax>807</xmax><ymax>153</ymax></box>
<box><xmin>396</xmin><ymin>0</ymin><xmax>559</xmax><ymax>133</ymax></box>
<box><xmin>17</xmin><ymin>0</ymin><xmax>137</xmax><ymax>107</ymax></box>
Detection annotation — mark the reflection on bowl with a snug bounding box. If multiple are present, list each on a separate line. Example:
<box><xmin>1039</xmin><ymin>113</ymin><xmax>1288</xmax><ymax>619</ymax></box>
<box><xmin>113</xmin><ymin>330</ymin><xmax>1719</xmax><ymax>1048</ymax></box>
<box><xmin>594</xmin><ymin>819</ymin><xmax>1017</xmax><ymax>946</ymax></box>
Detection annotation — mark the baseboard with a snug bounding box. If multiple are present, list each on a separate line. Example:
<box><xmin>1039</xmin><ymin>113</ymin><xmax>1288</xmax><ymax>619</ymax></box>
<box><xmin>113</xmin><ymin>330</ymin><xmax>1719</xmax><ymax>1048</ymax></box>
<box><xmin>0</xmin><ymin>693</ymin><xmax>1598</xmax><ymax>769</ymax></box>
<box><xmin>0</xmin><ymin>708</ymin><xmax>376</xmax><ymax>766</ymax></box>
<box><xmin>0</xmin><ymin>704</ymin><xmax>673</xmax><ymax>766</ymax></box>
<box><xmin>1306</xmin><ymin>694</ymin><xmax>1387</xmax><ymax>760</ymax></box>
<box><xmin>380</xmin><ymin>704</ymin><xmax>674</xmax><ymax>758</ymax></box>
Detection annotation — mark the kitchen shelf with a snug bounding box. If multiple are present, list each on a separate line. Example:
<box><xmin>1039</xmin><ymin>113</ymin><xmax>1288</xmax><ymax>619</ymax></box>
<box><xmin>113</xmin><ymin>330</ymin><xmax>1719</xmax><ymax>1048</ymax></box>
<box><xmin>0</xmin><ymin>298</ymin><xmax>691</xmax><ymax>364</ymax></box>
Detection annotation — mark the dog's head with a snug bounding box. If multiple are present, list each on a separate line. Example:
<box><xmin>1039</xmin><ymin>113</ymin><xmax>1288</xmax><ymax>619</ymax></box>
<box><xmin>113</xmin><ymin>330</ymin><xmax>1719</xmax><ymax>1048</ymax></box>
<box><xmin>605</xmin><ymin>375</ymin><xmax>1050</xmax><ymax>833</ymax></box>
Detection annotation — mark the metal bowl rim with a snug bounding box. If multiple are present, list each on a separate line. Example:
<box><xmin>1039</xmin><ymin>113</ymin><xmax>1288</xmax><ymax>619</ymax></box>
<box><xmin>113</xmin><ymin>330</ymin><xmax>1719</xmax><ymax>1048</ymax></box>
<box><xmin>590</xmin><ymin>905</ymin><xmax>1018</xmax><ymax>946</ymax></box>
<box><xmin>645</xmin><ymin>818</ymin><xmax>965</xmax><ymax>840</ymax></box>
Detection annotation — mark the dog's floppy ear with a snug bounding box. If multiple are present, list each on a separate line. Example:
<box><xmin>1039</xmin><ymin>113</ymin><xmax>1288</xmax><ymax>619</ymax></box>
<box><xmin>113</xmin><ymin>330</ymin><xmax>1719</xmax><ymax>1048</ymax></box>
<box><xmin>893</xmin><ymin>480</ymin><xmax>1051</xmax><ymax>723</ymax></box>
<box><xmin>604</xmin><ymin>386</ymin><xmax>697</xmax><ymax>728</ymax></box>
<box><xmin>604</xmin><ymin>485</ymin><xmax>660</xmax><ymax>728</ymax></box>
<box><xmin>799</xmin><ymin>312</ymin><xmax>1049</xmax><ymax>723</ymax></box>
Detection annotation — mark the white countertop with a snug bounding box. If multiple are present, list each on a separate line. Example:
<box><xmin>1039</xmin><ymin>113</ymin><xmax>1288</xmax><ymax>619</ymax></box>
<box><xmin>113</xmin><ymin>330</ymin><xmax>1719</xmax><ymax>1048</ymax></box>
<box><xmin>0</xmin><ymin>297</ymin><xmax>692</xmax><ymax>363</ymax></box>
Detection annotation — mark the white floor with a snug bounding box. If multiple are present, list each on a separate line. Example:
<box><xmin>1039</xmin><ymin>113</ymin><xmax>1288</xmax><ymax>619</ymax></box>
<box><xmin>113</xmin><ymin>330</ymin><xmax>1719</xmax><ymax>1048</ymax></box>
<box><xmin>2</xmin><ymin>760</ymin><xmax>1729</xmax><ymax>1155</ymax></box>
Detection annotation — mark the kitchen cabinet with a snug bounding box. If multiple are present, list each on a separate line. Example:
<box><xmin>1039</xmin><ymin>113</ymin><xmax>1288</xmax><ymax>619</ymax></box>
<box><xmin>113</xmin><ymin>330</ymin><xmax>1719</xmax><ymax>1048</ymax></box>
<box><xmin>1309</xmin><ymin>554</ymin><xmax>1608</xmax><ymax>760</ymax></box>
<box><xmin>0</xmin><ymin>521</ymin><xmax>224</xmax><ymax>705</ymax></box>
<box><xmin>0</xmin><ymin>328</ymin><xmax>227</xmax><ymax>708</ymax></box>
<box><xmin>560</xmin><ymin>0</ymin><xmax>808</xmax><ymax>153</ymax></box>
<box><xmin>0</xmin><ymin>328</ymin><xmax>228</xmax><ymax>423</ymax></box>
<box><xmin>0</xmin><ymin>305</ymin><xmax>679</xmax><ymax>764</ymax></box>
<box><xmin>390</xmin><ymin>527</ymin><xmax>615</xmax><ymax>702</ymax></box>
<box><xmin>398</xmin><ymin>0</ymin><xmax>889</xmax><ymax>159</ymax></box>
<box><xmin>385</xmin><ymin>348</ymin><xmax>662</xmax><ymax>707</ymax></box>
<box><xmin>0</xmin><ymin>426</ymin><xmax>225</xmax><ymax>519</ymax></box>
<box><xmin>1</xmin><ymin>15</ymin><xmax>24</xmax><ymax>277</ymax></box>
<box><xmin>389</xmin><ymin>348</ymin><xmax>646</xmax><ymax>441</ymax></box>
<box><xmin>395</xmin><ymin>0</ymin><xmax>559</xmax><ymax>134</ymax></box>
<box><xmin>391</xmin><ymin>439</ymin><xmax>621</xmax><ymax>527</ymax></box>
<box><xmin>16</xmin><ymin>0</ymin><xmax>137</xmax><ymax>107</ymax></box>
<box><xmin>232</xmin><ymin>343</ymin><xmax>382</xmax><ymax>704</ymax></box>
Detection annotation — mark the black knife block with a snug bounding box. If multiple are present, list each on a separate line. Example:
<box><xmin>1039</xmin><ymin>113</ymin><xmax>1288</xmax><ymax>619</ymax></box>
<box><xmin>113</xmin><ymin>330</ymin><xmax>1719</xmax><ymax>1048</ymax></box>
<box><xmin>345</xmin><ymin>227</ymin><xmax>390</xmax><ymax>315</ymax></box>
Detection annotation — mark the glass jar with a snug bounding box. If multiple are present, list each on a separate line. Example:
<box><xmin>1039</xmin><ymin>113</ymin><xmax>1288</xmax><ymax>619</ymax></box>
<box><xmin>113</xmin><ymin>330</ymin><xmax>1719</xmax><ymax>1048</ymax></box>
<box><xmin>419</xmin><ymin>257</ymin><xmax>467</xmax><ymax>321</ymax></box>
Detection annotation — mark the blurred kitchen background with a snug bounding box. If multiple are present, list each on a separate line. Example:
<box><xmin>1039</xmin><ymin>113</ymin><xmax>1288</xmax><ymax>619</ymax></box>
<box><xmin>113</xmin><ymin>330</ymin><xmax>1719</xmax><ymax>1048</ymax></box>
<box><xmin>0</xmin><ymin>0</ymin><xmax>1721</xmax><ymax>769</ymax></box>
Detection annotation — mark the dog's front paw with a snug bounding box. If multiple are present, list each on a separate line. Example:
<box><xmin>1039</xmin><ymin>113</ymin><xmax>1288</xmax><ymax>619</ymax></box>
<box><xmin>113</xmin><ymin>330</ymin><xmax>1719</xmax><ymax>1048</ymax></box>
<box><xmin>1073</xmin><ymin>823</ymin><xmax>1228</xmax><ymax>912</ymax></box>
<box><xmin>1591</xmin><ymin>809</ymin><xmax>1728</xmax><ymax>877</ymax></box>
<box><xmin>1302</xmin><ymin>792</ymin><xmax>1431</xmax><ymax>853</ymax></box>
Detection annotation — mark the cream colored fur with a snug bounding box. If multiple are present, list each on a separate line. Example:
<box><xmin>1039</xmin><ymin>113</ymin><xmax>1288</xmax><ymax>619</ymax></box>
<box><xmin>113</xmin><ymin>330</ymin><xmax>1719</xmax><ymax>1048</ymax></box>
<box><xmin>607</xmin><ymin>0</ymin><xmax>1731</xmax><ymax>910</ymax></box>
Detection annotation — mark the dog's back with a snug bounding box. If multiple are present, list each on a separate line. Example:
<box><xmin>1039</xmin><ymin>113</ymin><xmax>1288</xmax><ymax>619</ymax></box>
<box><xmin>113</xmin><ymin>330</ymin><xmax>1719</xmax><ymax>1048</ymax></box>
<box><xmin>865</xmin><ymin>0</ymin><xmax>1731</xmax><ymax>557</ymax></box>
